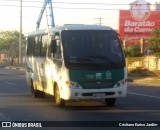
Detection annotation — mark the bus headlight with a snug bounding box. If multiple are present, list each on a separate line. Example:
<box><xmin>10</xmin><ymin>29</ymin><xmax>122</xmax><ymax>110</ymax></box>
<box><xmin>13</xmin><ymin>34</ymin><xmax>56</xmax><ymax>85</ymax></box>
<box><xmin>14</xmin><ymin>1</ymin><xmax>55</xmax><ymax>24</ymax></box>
<box><xmin>65</xmin><ymin>81</ymin><xmax>82</xmax><ymax>89</ymax></box>
<box><xmin>114</xmin><ymin>79</ymin><xmax>126</xmax><ymax>88</ymax></box>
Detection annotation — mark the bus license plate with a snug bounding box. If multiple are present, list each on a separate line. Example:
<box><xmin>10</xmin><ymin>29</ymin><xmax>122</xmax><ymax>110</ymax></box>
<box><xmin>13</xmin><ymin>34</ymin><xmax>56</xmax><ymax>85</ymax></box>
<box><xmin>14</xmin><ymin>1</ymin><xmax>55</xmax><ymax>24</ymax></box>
<box><xmin>93</xmin><ymin>93</ymin><xmax>105</xmax><ymax>98</ymax></box>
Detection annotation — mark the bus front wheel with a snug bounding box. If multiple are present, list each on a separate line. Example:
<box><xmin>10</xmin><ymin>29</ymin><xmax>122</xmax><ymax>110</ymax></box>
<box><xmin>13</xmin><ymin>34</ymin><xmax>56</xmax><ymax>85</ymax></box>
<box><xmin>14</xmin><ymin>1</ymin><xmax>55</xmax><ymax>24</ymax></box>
<box><xmin>54</xmin><ymin>85</ymin><xmax>65</xmax><ymax>107</ymax></box>
<box><xmin>105</xmin><ymin>98</ymin><xmax>116</xmax><ymax>107</ymax></box>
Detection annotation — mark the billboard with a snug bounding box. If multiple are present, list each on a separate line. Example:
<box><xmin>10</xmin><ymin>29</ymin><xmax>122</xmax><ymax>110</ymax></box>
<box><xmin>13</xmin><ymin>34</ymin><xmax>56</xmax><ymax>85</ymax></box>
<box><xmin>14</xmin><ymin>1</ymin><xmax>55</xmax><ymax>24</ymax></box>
<box><xmin>119</xmin><ymin>0</ymin><xmax>160</xmax><ymax>44</ymax></box>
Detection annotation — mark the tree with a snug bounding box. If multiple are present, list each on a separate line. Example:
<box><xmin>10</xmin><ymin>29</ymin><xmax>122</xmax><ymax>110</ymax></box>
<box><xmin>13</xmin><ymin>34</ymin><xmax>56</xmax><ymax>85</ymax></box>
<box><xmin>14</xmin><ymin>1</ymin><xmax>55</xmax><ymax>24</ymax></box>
<box><xmin>125</xmin><ymin>44</ymin><xmax>143</xmax><ymax>57</ymax></box>
<box><xmin>0</xmin><ymin>31</ymin><xmax>26</xmax><ymax>59</ymax></box>
<box><xmin>148</xmin><ymin>28</ymin><xmax>160</xmax><ymax>57</ymax></box>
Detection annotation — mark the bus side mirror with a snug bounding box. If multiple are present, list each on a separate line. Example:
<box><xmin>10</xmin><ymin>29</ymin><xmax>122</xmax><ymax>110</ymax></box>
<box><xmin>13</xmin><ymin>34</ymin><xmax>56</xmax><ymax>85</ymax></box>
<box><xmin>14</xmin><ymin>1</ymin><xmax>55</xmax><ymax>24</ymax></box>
<box><xmin>51</xmin><ymin>40</ymin><xmax>57</xmax><ymax>54</ymax></box>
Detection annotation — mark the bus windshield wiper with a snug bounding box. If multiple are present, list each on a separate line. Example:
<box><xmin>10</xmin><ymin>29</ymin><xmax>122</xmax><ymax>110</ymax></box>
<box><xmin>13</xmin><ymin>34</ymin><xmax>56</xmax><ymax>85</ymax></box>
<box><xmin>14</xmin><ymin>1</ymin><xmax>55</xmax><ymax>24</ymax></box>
<box><xmin>86</xmin><ymin>56</ymin><xmax>117</xmax><ymax>67</ymax></box>
<box><xmin>69</xmin><ymin>57</ymin><xmax>102</xmax><ymax>68</ymax></box>
<box><xmin>69</xmin><ymin>57</ymin><xmax>98</xmax><ymax>65</ymax></box>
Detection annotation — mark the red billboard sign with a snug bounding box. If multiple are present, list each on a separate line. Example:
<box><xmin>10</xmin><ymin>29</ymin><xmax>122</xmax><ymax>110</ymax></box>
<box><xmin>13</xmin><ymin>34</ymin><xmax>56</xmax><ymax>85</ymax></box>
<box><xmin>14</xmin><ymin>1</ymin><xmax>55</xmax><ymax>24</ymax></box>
<box><xmin>119</xmin><ymin>0</ymin><xmax>160</xmax><ymax>44</ymax></box>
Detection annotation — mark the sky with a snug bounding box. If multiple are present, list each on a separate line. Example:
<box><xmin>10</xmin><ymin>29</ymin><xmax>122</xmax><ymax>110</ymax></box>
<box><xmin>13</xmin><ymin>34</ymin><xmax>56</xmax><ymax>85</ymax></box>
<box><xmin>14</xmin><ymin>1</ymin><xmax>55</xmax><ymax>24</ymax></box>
<box><xmin>0</xmin><ymin>0</ymin><xmax>159</xmax><ymax>34</ymax></box>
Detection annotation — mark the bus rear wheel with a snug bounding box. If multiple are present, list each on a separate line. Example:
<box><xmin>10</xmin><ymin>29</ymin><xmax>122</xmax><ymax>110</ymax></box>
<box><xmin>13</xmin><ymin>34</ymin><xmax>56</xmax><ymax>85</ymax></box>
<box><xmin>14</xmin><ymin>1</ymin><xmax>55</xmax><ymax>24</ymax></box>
<box><xmin>54</xmin><ymin>85</ymin><xmax>65</xmax><ymax>107</ymax></box>
<box><xmin>105</xmin><ymin>98</ymin><xmax>116</xmax><ymax>107</ymax></box>
<box><xmin>31</xmin><ymin>80</ymin><xmax>45</xmax><ymax>98</ymax></box>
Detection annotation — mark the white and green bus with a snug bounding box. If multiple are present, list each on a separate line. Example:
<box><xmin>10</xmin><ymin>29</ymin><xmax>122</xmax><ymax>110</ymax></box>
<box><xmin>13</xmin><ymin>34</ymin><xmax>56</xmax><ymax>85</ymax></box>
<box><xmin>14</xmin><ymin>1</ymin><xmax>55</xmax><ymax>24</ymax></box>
<box><xmin>25</xmin><ymin>24</ymin><xmax>127</xmax><ymax>107</ymax></box>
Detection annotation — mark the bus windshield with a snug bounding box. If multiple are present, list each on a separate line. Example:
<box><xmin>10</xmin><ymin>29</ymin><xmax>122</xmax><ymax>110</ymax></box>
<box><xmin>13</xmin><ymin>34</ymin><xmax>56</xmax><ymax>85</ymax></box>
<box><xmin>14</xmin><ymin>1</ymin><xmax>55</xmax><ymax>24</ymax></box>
<box><xmin>61</xmin><ymin>30</ymin><xmax>125</xmax><ymax>69</ymax></box>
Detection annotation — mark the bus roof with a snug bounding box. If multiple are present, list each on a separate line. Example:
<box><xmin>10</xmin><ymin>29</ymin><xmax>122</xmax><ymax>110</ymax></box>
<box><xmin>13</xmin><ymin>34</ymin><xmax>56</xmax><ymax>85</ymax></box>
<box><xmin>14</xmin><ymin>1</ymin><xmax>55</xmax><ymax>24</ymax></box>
<box><xmin>52</xmin><ymin>24</ymin><xmax>113</xmax><ymax>31</ymax></box>
<box><xmin>28</xmin><ymin>24</ymin><xmax>113</xmax><ymax>36</ymax></box>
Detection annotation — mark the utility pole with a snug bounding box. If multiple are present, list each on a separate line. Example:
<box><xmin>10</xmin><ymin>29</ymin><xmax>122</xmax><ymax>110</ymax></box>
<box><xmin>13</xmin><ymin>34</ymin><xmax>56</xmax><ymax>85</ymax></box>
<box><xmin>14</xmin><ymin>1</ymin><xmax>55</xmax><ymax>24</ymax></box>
<box><xmin>94</xmin><ymin>18</ymin><xmax>103</xmax><ymax>26</ymax></box>
<box><xmin>19</xmin><ymin>0</ymin><xmax>22</xmax><ymax>65</ymax></box>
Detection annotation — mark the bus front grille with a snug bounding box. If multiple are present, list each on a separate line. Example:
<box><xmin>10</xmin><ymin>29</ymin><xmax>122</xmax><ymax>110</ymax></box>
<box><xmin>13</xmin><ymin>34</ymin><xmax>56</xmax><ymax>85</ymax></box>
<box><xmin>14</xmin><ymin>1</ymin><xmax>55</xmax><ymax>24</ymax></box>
<box><xmin>82</xmin><ymin>81</ymin><xmax>113</xmax><ymax>89</ymax></box>
<box><xmin>82</xmin><ymin>92</ymin><xmax>115</xmax><ymax>96</ymax></box>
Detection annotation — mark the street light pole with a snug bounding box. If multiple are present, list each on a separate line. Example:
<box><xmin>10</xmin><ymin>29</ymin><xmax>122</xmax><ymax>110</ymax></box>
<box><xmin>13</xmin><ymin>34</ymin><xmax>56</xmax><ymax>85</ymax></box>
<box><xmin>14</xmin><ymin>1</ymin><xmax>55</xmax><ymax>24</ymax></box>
<box><xmin>93</xmin><ymin>18</ymin><xmax>103</xmax><ymax>26</ymax></box>
<box><xmin>19</xmin><ymin>0</ymin><xmax>22</xmax><ymax>65</ymax></box>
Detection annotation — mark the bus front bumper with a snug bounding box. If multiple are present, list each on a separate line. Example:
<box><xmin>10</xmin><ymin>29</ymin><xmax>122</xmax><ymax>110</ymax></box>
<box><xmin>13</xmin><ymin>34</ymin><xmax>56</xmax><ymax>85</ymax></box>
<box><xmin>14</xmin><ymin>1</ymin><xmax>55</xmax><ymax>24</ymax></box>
<box><xmin>60</xmin><ymin>86</ymin><xmax>127</xmax><ymax>100</ymax></box>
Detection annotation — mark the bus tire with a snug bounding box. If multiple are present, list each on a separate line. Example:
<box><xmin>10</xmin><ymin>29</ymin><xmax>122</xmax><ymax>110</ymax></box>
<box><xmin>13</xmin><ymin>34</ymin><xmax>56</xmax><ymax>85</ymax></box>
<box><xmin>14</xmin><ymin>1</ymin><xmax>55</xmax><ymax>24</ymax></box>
<box><xmin>54</xmin><ymin>84</ymin><xmax>65</xmax><ymax>107</ymax></box>
<box><xmin>30</xmin><ymin>80</ymin><xmax>45</xmax><ymax>98</ymax></box>
<box><xmin>105</xmin><ymin>98</ymin><xmax>116</xmax><ymax>107</ymax></box>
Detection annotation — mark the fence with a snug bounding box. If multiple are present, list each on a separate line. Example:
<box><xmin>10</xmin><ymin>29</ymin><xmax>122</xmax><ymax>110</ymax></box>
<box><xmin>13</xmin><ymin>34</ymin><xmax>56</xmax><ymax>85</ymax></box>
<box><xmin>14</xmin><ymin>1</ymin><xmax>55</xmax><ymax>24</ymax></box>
<box><xmin>126</xmin><ymin>56</ymin><xmax>160</xmax><ymax>71</ymax></box>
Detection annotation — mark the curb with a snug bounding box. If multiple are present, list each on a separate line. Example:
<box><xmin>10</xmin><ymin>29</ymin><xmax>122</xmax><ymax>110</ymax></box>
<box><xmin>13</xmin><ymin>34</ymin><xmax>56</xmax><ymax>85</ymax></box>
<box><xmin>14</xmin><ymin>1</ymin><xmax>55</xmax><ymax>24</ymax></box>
<box><xmin>127</xmin><ymin>78</ymin><xmax>134</xmax><ymax>82</ymax></box>
<box><xmin>5</xmin><ymin>66</ymin><xmax>25</xmax><ymax>71</ymax></box>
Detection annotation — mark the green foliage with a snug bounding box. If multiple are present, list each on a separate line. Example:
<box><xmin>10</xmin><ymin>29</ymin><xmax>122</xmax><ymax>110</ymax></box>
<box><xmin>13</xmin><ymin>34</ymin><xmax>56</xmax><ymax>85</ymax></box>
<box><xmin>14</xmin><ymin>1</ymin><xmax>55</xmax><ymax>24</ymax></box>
<box><xmin>148</xmin><ymin>28</ymin><xmax>160</xmax><ymax>57</ymax></box>
<box><xmin>0</xmin><ymin>31</ymin><xmax>26</xmax><ymax>58</ymax></box>
<box><xmin>125</xmin><ymin>44</ymin><xmax>143</xmax><ymax>57</ymax></box>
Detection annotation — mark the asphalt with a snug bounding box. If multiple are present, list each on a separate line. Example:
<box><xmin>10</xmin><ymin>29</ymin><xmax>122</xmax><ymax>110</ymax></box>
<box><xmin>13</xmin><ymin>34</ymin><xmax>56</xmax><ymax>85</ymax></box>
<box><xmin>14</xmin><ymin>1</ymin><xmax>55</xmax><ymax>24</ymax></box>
<box><xmin>1</xmin><ymin>65</ymin><xmax>160</xmax><ymax>87</ymax></box>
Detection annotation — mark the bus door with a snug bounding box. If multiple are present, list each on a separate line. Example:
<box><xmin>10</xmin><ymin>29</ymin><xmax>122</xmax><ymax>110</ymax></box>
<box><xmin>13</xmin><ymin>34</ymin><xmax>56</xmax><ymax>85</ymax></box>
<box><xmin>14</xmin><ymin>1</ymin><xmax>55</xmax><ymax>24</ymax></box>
<box><xmin>32</xmin><ymin>36</ymin><xmax>41</xmax><ymax>88</ymax></box>
<box><xmin>39</xmin><ymin>35</ymin><xmax>48</xmax><ymax>90</ymax></box>
<box><xmin>50</xmin><ymin>34</ymin><xmax>63</xmax><ymax>81</ymax></box>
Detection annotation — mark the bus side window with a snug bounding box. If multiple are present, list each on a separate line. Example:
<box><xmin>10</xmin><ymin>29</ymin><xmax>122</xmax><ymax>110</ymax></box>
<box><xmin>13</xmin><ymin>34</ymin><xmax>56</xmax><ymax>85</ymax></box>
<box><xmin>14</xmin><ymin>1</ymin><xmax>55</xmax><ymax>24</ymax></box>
<box><xmin>34</xmin><ymin>36</ymin><xmax>41</xmax><ymax>57</ymax></box>
<box><xmin>27</xmin><ymin>36</ymin><xmax>35</xmax><ymax>57</ymax></box>
<box><xmin>41</xmin><ymin>35</ymin><xmax>48</xmax><ymax>57</ymax></box>
<box><xmin>55</xmin><ymin>39</ymin><xmax>62</xmax><ymax>59</ymax></box>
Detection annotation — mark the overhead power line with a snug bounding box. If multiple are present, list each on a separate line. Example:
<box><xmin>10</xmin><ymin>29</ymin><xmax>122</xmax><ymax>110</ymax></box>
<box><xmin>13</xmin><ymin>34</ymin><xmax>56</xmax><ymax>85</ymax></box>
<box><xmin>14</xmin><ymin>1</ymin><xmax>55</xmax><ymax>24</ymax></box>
<box><xmin>0</xmin><ymin>4</ymin><xmax>40</xmax><ymax>8</ymax></box>
<box><xmin>0</xmin><ymin>0</ymin><xmax>159</xmax><ymax>6</ymax></box>
<box><xmin>0</xmin><ymin>4</ymin><xmax>159</xmax><ymax>11</ymax></box>
<box><xmin>0</xmin><ymin>1</ymin><xmax>159</xmax><ymax>10</ymax></box>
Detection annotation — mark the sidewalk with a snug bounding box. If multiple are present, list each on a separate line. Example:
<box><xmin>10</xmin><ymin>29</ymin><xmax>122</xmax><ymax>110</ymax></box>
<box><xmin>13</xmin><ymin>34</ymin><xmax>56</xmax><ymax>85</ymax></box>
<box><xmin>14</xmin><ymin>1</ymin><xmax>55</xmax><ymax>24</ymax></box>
<box><xmin>4</xmin><ymin>66</ymin><xmax>25</xmax><ymax>71</ymax></box>
<box><xmin>128</xmin><ymin>68</ymin><xmax>160</xmax><ymax>86</ymax></box>
<box><xmin>128</xmin><ymin>76</ymin><xmax>160</xmax><ymax>86</ymax></box>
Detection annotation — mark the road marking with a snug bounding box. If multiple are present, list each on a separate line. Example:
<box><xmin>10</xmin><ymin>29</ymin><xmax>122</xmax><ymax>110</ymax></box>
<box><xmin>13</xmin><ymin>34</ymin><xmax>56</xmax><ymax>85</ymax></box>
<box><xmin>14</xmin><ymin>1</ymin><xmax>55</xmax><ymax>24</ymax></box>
<box><xmin>128</xmin><ymin>92</ymin><xmax>160</xmax><ymax>99</ymax></box>
<box><xmin>0</xmin><ymin>70</ymin><xmax>9</xmax><ymax>75</ymax></box>
<box><xmin>0</xmin><ymin>83</ymin><xmax>12</xmax><ymax>87</ymax></box>
<box><xmin>5</xmin><ymin>82</ymin><xmax>16</xmax><ymax>86</ymax></box>
<box><xmin>16</xmin><ymin>75</ymin><xmax>25</xmax><ymax>77</ymax></box>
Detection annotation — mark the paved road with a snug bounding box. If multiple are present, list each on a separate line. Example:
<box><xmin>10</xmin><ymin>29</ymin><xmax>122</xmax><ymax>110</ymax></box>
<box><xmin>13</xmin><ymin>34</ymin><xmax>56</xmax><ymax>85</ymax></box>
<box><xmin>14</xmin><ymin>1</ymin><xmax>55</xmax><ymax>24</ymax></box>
<box><xmin>0</xmin><ymin>68</ymin><xmax>159</xmax><ymax>130</ymax></box>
